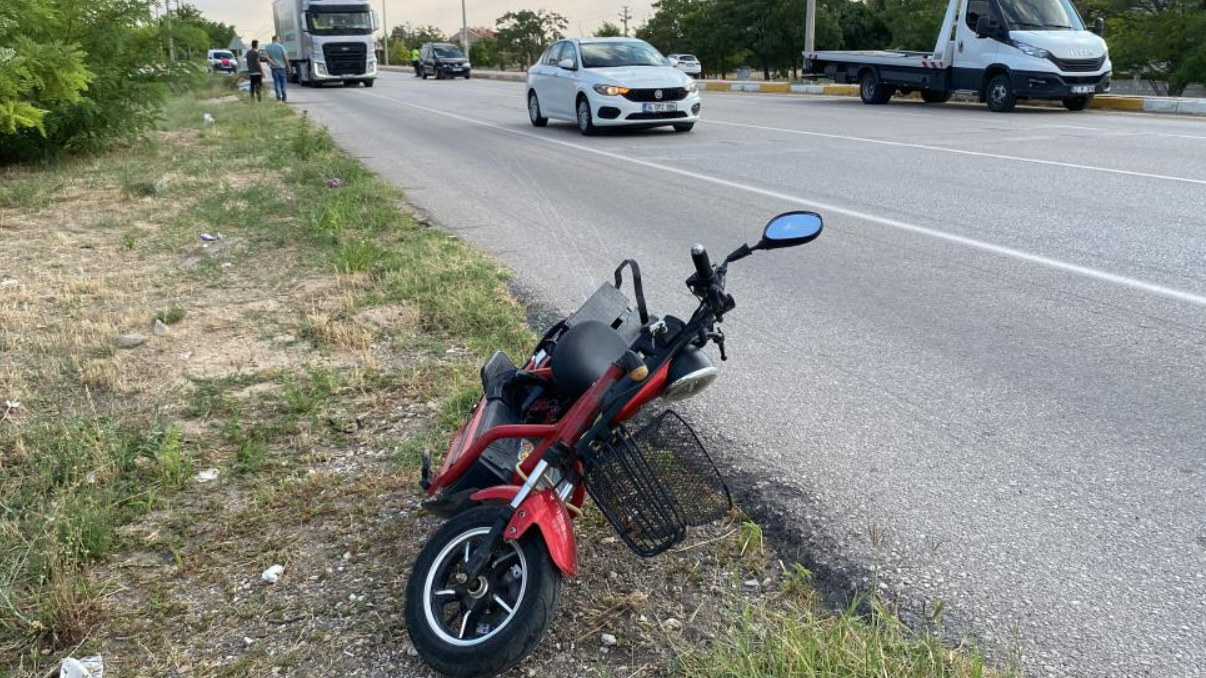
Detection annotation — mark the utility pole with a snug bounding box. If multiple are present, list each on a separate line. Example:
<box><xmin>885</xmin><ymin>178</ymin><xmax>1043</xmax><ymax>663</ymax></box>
<box><xmin>804</xmin><ymin>0</ymin><xmax>816</xmax><ymax>54</ymax></box>
<box><xmin>619</xmin><ymin>6</ymin><xmax>632</xmax><ymax>36</ymax></box>
<box><xmin>164</xmin><ymin>0</ymin><xmax>176</xmax><ymax>63</ymax></box>
<box><xmin>381</xmin><ymin>0</ymin><xmax>388</xmax><ymax>66</ymax></box>
<box><xmin>461</xmin><ymin>0</ymin><xmax>470</xmax><ymax>59</ymax></box>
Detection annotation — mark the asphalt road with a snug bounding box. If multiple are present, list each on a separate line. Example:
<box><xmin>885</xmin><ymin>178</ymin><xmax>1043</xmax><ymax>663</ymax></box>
<box><xmin>292</xmin><ymin>72</ymin><xmax>1206</xmax><ymax>677</ymax></box>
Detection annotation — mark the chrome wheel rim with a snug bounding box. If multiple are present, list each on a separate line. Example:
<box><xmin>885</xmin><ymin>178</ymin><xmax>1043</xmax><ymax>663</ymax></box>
<box><xmin>991</xmin><ymin>84</ymin><xmax>1007</xmax><ymax>106</ymax></box>
<box><xmin>422</xmin><ymin>526</ymin><xmax>528</xmax><ymax>647</ymax></box>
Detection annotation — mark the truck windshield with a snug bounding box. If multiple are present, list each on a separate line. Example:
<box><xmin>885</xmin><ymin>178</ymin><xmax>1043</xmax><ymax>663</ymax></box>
<box><xmin>307</xmin><ymin>11</ymin><xmax>373</xmax><ymax>35</ymax></box>
<box><xmin>996</xmin><ymin>0</ymin><xmax>1085</xmax><ymax>31</ymax></box>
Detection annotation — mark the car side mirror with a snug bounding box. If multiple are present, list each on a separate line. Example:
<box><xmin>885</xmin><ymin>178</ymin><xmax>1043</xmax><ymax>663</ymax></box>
<box><xmin>975</xmin><ymin>15</ymin><xmax>1000</xmax><ymax>38</ymax></box>
<box><xmin>558</xmin><ymin>58</ymin><xmax>576</xmax><ymax>70</ymax></box>
<box><xmin>1091</xmin><ymin>17</ymin><xmax>1105</xmax><ymax>35</ymax></box>
<box><xmin>758</xmin><ymin>211</ymin><xmax>823</xmax><ymax>250</ymax></box>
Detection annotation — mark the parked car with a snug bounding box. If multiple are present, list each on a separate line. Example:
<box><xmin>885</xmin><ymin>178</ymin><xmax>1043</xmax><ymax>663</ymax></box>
<box><xmin>667</xmin><ymin>53</ymin><xmax>702</xmax><ymax>77</ymax></box>
<box><xmin>526</xmin><ymin>38</ymin><xmax>701</xmax><ymax>135</ymax></box>
<box><xmin>207</xmin><ymin>49</ymin><xmax>237</xmax><ymax>74</ymax></box>
<box><xmin>418</xmin><ymin>42</ymin><xmax>471</xmax><ymax>80</ymax></box>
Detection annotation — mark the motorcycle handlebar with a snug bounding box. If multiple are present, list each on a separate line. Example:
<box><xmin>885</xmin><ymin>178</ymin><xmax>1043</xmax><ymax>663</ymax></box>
<box><xmin>691</xmin><ymin>244</ymin><xmax>713</xmax><ymax>287</ymax></box>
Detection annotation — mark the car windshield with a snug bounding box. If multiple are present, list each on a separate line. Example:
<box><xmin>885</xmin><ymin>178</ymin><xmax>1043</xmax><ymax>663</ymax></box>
<box><xmin>581</xmin><ymin>42</ymin><xmax>667</xmax><ymax>68</ymax></box>
<box><xmin>996</xmin><ymin>0</ymin><xmax>1085</xmax><ymax>30</ymax></box>
<box><xmin>433</xmin><ymin>45</ymin><xmax>464</xmax><ymax>58</ymax></box>
<box><xmin>213</xmin><ymin>51</ymin><xmax>234</xmax><ymax>60</ymax></box>
<box><xmin>307</xmin><ymin>11</ymin><xmax>373</xmax><ymax>34</ymax></box>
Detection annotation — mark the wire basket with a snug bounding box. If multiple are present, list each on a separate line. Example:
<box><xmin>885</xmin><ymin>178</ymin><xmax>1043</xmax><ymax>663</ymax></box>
<box><xmin>583</xmin><ymin>410</ymin><xmax>732</xmax><ymax>557</ymax></box>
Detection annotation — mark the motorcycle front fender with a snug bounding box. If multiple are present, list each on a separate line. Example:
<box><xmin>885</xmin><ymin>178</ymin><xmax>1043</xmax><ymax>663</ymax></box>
<box><xmin>471</xmin><ymin>486</ymin><xmax>578</xmax><ymax>578</ymax></box>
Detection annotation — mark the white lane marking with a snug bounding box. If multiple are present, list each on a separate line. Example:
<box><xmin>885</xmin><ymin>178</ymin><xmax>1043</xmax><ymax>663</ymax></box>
<box><xmin>704</xmin><ymin>119</ymin><xmax>1206</xmax><ymax>186</ymax></box>
<box><xmin>359</xmin><ymin>91</ymin><xmax>1206</xmax><ymax>308</ymax></box>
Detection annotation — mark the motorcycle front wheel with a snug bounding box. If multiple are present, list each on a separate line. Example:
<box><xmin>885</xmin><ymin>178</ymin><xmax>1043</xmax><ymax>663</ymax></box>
<box><xmin>403</xmin><ymin>505</ymin><xmax>562</xmax><ymax>677</ymax></box>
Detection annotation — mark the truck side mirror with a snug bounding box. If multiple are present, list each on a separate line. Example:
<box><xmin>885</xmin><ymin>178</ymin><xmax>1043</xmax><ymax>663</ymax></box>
<box><xmin>975</xmin><ymin>15</ymin><xmax>1000</xmax><ymax>38</ymax></box>
<box><xmin>1091</xmin><ymin>17</ymin><xmax>1105</xmax><ymax>36</ymax></box>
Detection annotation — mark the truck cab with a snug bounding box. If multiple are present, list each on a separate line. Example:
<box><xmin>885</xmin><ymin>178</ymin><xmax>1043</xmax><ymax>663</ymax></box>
<box><xmin>806</xmin><ymin>0</ymin><xmax>1111</xmax><ymax>112</ymax></box>
<box><xmin>274</xmin><ymin>0</ymin><xmax>379</xmax><ymax>87</ymax></box>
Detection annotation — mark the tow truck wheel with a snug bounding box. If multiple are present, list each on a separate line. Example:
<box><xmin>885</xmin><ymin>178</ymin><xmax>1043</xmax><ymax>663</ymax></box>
<box><xmin>1062</xmin><ymin>95</ymin><xmax>1092</xmax><ymax>111</ymax></box>
<box><xmin>859</xmin><ymin>71</ymin><xmax>894</xmax><ymax>105</ymax></box>
<box><xmin>985</xmin><ymin>74</ymin><xmax>1017</xmax><ymax>113</ymax></box>
<box><xmin>921</xmin><ymin>89</ymin><xmax>952</xmax><ymax>104</ymax></box>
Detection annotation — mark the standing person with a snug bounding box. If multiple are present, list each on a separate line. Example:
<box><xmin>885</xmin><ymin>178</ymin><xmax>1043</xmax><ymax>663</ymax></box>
<box><xmin>245</xmin><ymin>40</ymin><xmax>264</xmax><ymax>103</ymax></box>
<box><xmin>264</xmin><ymin>35</ymin><xmax>290</xmax><ymax>102</ymax></box>
<box><xmin>411</xmin><ymin>47</ymin><xmax>421</xmax><ymax>76</ymax></box>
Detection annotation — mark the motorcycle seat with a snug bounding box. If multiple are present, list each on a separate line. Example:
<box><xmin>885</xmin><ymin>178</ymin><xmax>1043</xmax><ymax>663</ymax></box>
<box><xmin>550</xmin><ymin>320</ymin><xmax>630</xmax><ymax>399</ymax></box>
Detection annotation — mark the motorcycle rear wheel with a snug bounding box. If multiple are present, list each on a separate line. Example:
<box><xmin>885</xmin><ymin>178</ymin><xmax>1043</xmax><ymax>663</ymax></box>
<box><xmin>404</xmin><ymin>505</ymin><xmax>561</xmax><ymax>677</ymax></box>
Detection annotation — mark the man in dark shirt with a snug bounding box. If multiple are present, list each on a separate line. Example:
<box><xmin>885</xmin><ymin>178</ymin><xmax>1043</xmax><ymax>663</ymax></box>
<box><xmin>245</xmin><ymin>40</ymin><xmax>263</xmax><ymax>103</ymax></box>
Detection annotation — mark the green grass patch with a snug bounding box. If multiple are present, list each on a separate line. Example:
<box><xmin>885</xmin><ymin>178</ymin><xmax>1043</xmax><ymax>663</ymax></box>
<box><xmin>677</xmin><ymin>597</ymin><xmax>1008</xmax><ymax>678</ymax></box>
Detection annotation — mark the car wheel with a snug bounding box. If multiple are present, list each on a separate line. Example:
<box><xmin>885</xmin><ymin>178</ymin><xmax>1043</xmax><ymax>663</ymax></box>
<box><xmin>1062</xmin><ymin>95</ymin><xmax>1092</xmax><ymax>111</ymax></box>
<box><xmin>465</xmin><ymin>73</ymin><xmax>472</xmax><ymax>80</ymax></box>
<box><xmin>576</xmin><ymin>98</ymin><xmax>597</xmax><ymax>136</ymax></box>
<box><xmin>859</xmin><ymin>70</ymin><xmax>894</xmax><ymax>105</ymax></box>
<box><xmin>673</xmin><ymin>123</ymin><xmax>695</xmax><ymax>133</ymax></box>
<box><xmin>985</xmin><ymin>74</ymin><xmax>1017</xmax><ymax>113</ymax></box>
<box><xmin>528</xmin><ymin>92</ymin><xmax>548</xmax><ymax>127</ymax></box>
<box><xmin>421</xmin><ymin>66</ymin><xmax>429</xmax><ymax>80</ymax></box>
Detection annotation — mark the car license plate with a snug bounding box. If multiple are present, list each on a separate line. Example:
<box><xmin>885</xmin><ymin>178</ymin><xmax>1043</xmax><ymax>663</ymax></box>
<box><xmin>642</xmin><ymin>102</ymin><xmax>677</xmax><ymax>113</ymax></box>
<box><xmin>1071</xmin><ymin>85</ymin><xmax>1095</xmax><ymax>94</ymax></box>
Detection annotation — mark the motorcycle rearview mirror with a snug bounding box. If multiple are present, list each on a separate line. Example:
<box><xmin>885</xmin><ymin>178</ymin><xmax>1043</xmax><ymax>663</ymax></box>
<box><xmin>757</xmin><ymin>211</ymin><xmax>823</xmax><ymax>250</ymax></box>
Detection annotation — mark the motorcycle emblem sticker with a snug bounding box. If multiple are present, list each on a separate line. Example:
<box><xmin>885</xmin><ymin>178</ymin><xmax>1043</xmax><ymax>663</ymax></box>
<box><xmin>518</xmin><ymin>439</ymin><xmax>535</xmax><ymax>461</ymax></box>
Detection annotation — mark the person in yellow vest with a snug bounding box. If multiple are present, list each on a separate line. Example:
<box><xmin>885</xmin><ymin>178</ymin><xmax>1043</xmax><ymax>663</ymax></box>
<box><xmin>411</xmin><ymin>47</ymin><xmax>421</xmax><ymax>77</ymax></box>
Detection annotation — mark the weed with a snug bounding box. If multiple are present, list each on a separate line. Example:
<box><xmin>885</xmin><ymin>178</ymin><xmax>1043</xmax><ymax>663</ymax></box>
<box><xmin>234</xmin><ymin>438</ymin><xmax>268</xmax><ymax>476</ymax></box>
<box><xmin>290</xmin><ymin>119</ymin><xmax>335</xmax><ymax>161</ymax></box>
<box><xmin>281</xmin><ymin>368</ymin><xmax>337</xmax><ymax>415</ymax></box>
<box><xmin>739</xmin><ymin>520</ymin><xmax>763</xmax><ymax>558</ymax></box>
<box><xmin>155</xmin><ymin>306</ymin><xmax>188</xmax><ymax>325</ymax></box>
<box><xmin>781</xmin><ymin>563</ymin><xmax>815</xmax><ymax>597</ymax></box>
<box><xmin>122</xmin><ymin>231</ymin><xmax>138</xmax><ymax>250</ymax></box>
<box><xmin>330</xmin><ymin>238</ymin><xmax>386</xmax><ymax>274</ymax></box>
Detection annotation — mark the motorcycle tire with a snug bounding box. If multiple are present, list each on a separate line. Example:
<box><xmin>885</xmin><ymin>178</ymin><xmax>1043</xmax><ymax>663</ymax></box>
<box><xmin>404</xmin><ymin>505</ymin><xmax>561</xmax><ymax>678</ymax></box>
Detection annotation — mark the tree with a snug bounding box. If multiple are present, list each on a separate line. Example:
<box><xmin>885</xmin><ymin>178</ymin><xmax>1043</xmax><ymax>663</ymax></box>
<box><xmin>389</xmin><ymin>23</ymin><xmax>448</xmax><ymax>50</ymax></box>
<box><xmin>0</xmin><ymin>1</ymin><xmax>93</xmax><ymax>138</ymax></box>
<box><xmin>1098</xmin><ymin>0</ymin><xmax>1206</xmax><ymax>95</ymax></box>
<box><xmin>595</xmin><ymin>21</ymin><xmax>624</xmax><ymax>37</ymax></box>
<box><xmin>174</xmin><ymin>3</ymin><xmax>236</xmax><ymax>49</ymax></box>
<box><xmin>495</xmin><ymin>9</ymin><xmax>567</xmax><ymax>66</ymax></box>
<box><xmin>471</xmin><ymin>37</ymin><xmax>506</xmax><ymax>69</ymax></box>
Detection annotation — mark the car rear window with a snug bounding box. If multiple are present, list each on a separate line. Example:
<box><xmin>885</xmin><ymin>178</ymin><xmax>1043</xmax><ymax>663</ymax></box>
<box><xmin>213</xmin><ymin>51</ymin><xmax>234</xmax><ymax>59</ymax></box>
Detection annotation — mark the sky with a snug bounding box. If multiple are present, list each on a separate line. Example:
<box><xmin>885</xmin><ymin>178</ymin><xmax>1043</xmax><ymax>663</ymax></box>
<box><xmin>187</xmin><ymin>0</ymin><xmax>655</xmax><ymax>44</ymax></box>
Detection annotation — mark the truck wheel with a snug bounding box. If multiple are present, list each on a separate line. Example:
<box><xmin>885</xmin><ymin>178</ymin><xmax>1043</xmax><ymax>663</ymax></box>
<box><xmin>985</xmin><ymin>75</ymin><xmax>1017</xmax><ymax>113</ymax></box>
<box><xmin>1062</xmin><ymin>95</ymin><xmax>1092</xmax><ymax>111</ymax></box>
<box><xmin>921</xmin><ymin>90</ymin><xmax>952</xmax><ymax>104</ymax></box>
<box><xmin>859</xmin><ymin>71</ymin><xmax>894</xmax><ymax>105</ymax></box>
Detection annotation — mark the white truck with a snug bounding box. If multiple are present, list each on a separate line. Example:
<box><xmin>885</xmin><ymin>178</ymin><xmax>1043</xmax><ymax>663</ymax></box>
<box><xmin>273</xmin><ymin>0</ymin><xmax>378</xmax><ymax>87</ymax></box>
<box><xmin>804</xmin><ymin>0</ymin><xmax>1110</xmax><ymax>112</ymax></box>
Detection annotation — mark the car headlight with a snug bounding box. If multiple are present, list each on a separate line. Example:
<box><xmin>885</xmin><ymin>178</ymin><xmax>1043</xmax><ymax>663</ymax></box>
<box><xmin>684</xmin><ymin>81</ymin><xmax>697</xmax><ymax>93</ymax></box>
<box><xmin>593</xmin><ymin>84</ymin><xmax>629</xmax><ymax>96</ymax></box>
<box><xmin>1011</xmin><ymin>40</ymin><xmax>1049</xmax><ymax>59</ymax></box>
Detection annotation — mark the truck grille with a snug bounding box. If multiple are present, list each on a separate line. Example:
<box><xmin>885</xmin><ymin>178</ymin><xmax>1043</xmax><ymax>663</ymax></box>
<box><xmin>322</xmin><ymin>43</ymin><xmax>366</xmax><ymax>76</ymax></box>
<box><xmin>1048</xmin><ymin>56</ymin><xmax>1105</xmax><ymax>73</ymax></box>
<box><xmin>623</xmin><ymin>87</ymin><xmax>688</xmax><ymax>102</ymax></box>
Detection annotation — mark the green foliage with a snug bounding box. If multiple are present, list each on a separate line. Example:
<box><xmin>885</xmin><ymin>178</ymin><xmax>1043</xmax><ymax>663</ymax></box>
<box><xmin>1085</xmin><ymin>0</ymin><xmax>1206</xmax><ymax>95</ymax></box>
<box><xmin>389</xmin><ymin>23</ymin><xmax>449</xmax><ymax>48</ymax></box>
<box><xmin>496</xmin><ymin>9</ymin><xmax>568</xmax><ymax>66</ymax></box>
<box><xmin>0</xmin><ymin>0</ymin><xmax>214</xmax><ymax>162</ymax></box>
<box><xmin>595</xmin><ymin>21</ymin><xmax>625</xmax><ymax>37</ymax></box>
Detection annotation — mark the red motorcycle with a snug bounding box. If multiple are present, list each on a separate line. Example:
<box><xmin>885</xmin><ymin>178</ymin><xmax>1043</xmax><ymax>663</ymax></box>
<box><xmin>403</xmin><ymin>212</ymin><xmax>824</xmax><ymax>677</ymax></box>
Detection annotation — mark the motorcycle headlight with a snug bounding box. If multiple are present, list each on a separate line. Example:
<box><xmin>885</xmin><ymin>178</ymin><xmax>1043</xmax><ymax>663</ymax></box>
<box><xmin>662</xmin><ymin>346</ymin><xmax>718</xmax><ymax>402</ymax></box>
<box><xmin>593</xmin><ymin>84</ymin><xmax>629</xmax><ymax>96</ymax></box>
<box><xmin>1011</xmin><ymin>40</ymin><xmax>1050</xmax><ymax>59</ymax></box>
<box><xmin>684</xmin><ymin>81</ymin><xmax>697</xmax><ymax>93</ymax></box>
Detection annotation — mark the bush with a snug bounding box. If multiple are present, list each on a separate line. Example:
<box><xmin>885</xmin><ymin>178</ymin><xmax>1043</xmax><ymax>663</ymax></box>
<box><xmin>0</xmin><ymin>0</ymin><xmax>191</xmax><ymax>162</ymax></box>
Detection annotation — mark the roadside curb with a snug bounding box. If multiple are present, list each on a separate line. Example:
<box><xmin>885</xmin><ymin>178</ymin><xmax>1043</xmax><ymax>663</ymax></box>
<box><xmin>380</xmin><ymin>66</ymin><xmax>1206</xmax><ymax>117</ymax></box>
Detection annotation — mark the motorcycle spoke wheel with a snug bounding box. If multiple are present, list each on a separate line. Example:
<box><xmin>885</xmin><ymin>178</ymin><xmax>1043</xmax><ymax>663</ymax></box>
<box><xmin>424</xmin><ymin>529</ymin><xmax>527</xmax><ymax>645</ymax></box>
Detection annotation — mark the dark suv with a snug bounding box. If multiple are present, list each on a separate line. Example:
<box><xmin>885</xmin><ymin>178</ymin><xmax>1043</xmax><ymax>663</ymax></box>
<box><xmin>419</xmin><ymin>42</ymin><xmax>471</xmax><ymax>80</ymax></box>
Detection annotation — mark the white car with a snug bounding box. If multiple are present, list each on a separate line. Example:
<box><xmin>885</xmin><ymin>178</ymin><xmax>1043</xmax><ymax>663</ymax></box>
<box><xmin>526</xmin><ymin>38</ymin><xmax>701</xmax><ymax>135</ymax></box>
<box><xmin>667</xmin><ymin>53</ymin><xmax>702</xmax><ymax>77</ymax></box>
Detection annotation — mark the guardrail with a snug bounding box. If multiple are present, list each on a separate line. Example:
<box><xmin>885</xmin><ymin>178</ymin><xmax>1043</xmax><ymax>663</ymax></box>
<box><xmin>380</xmin><ymin>65</ymin><xmax>1206</xmax><ymax>117</ymax></box>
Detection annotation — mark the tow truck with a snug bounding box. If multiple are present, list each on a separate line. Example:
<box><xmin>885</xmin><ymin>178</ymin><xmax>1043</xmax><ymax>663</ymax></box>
<box><xmin>804</xmin><ymin>0</ymin><xmax>1111</xmax><ymax>112</ymax></box>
